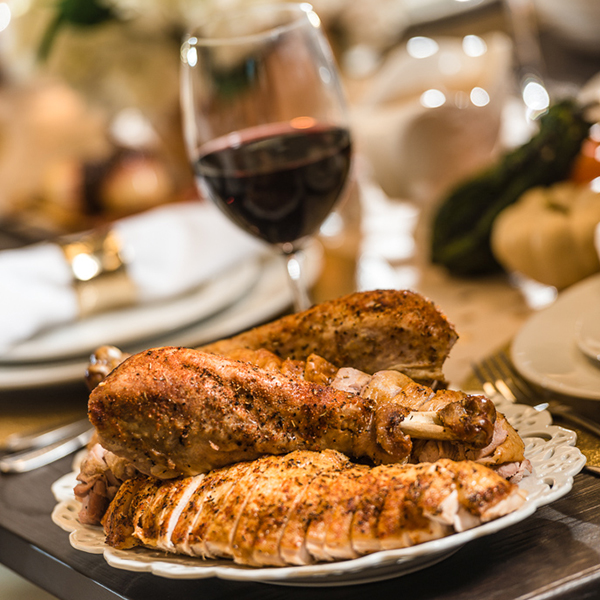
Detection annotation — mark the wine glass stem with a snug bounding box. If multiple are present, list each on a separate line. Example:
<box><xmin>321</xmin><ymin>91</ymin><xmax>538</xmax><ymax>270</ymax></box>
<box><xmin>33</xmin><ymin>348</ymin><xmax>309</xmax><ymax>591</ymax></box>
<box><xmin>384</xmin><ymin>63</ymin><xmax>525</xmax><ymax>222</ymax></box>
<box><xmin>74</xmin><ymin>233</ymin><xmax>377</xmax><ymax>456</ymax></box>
<box><xmin>283</xmin><ymin>248</ymin><xmax>312</xmax><ymax>312</ymax></box>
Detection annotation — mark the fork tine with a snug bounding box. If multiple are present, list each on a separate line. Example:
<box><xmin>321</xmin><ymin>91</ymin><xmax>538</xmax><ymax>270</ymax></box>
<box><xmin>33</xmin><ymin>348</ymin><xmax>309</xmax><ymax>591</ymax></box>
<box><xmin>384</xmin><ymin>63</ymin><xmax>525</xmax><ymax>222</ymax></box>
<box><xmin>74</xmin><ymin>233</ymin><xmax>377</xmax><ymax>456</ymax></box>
<box><xmin>480</xmin><ymin>355</ymin><xmax>519</xmax><ymax>402</ymax></box>
<box><xmin>472</xmin><ymin>357</ymin><xmax>516</xmax><ymax>402</ymax></box>
<box><xmin>497</xmin><ymin>351</ymin><xmax>539</xmax><ymax>399</ymax></box>
<box><xmin>471</xmin><ymin>362</ymin><xmax>499</xmax><ymax>398</ymax></box>
<box><xmin>486</xmin><ymin>354</ymin><xmax>521</xmax><ymax>403</ymax></box>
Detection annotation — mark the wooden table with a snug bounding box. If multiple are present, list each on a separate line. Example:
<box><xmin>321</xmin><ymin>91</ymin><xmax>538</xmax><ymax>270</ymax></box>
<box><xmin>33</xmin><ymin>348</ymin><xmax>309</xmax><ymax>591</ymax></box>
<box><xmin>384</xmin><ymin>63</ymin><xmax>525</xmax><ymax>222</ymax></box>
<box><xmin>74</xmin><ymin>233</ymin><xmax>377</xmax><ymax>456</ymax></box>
<box><xmin>1</xmin><ymin>441</ymin><xmax>600</xmax><ymax>600</ymax></box>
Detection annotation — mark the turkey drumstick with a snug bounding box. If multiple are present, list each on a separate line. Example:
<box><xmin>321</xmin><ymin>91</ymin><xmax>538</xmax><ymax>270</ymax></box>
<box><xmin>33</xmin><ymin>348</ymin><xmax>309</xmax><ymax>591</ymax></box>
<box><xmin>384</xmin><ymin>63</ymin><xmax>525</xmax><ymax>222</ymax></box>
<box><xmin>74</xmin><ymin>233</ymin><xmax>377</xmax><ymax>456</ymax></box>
<box><xmin>89</xmin><ymin>347</ymin><xmax>495</xmax><ymax>479</ymax></box>
<box><xmin>86</xmin><ymin>345</ymin><xmax>495</xmax><ymax>450</ymax></box>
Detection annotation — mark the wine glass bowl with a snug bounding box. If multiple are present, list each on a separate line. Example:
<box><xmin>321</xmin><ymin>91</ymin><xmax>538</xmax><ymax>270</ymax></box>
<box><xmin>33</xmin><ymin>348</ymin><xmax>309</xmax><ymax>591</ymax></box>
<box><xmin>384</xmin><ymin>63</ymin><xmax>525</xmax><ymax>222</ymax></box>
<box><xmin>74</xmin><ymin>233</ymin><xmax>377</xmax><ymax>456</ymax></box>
<box><xmin>180</xmin><ymin>3</ymin><xmax>352</xmax><ymax>310</ymax></box>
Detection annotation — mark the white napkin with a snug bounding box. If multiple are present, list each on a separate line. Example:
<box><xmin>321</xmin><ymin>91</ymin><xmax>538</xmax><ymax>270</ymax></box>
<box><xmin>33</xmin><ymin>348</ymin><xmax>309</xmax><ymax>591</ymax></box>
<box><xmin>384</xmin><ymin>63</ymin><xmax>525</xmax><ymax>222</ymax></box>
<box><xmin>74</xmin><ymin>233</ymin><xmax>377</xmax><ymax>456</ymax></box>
<box><xmin>0</xmin><ymin>201</ymin><xmax>264</xmax><ymax>355</ymax></box>
<box><xmin>350</xmin><ymin>32</ymin><xmax>512</xmax><ymax>203</ymax></box>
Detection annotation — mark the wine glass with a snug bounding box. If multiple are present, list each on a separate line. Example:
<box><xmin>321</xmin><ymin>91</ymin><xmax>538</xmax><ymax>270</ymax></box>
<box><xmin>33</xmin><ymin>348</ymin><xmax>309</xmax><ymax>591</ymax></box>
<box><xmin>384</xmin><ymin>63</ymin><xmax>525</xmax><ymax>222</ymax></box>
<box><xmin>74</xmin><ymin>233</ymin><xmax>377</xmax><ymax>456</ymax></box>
<box><xmin>180</xmin><ymin>3</ymin><xmax>352</xmax><ymax>311</ymax></box>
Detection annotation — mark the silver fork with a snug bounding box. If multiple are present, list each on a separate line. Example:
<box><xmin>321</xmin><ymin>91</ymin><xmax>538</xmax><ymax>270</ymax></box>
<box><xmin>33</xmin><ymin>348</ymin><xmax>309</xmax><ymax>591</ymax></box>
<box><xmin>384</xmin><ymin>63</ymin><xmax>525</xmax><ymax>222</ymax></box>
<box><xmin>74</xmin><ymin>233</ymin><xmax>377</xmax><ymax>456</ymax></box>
<box><xmin>473</xmin><ymin>349</ymin><xmax>600</xmax><ymax>476</ymax></box>
<box><xmin>472</xmin><ymin>350</ymin><xmax>600</xmax><ymax>438</ymax></box>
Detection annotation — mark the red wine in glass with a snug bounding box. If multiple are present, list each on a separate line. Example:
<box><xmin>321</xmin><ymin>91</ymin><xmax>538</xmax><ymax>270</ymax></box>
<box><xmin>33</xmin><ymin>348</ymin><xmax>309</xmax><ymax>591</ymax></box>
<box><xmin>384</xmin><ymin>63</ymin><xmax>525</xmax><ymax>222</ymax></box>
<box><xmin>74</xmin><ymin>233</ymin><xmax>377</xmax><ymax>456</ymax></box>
<box><xmin>194</xmin><ymin>122</ymin><xmax>351</xmax><ymax>245</ymax></box>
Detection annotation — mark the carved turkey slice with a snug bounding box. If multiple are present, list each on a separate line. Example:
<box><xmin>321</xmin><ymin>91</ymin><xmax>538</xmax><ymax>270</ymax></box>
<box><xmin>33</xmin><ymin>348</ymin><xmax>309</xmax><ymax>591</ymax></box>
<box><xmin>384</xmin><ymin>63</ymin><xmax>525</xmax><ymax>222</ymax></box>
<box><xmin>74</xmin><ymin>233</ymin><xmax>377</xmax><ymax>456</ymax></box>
<box><xmin>102</xmin><ymin>450</ymin><xmax>527</xmax><ymax>567</ymax></box>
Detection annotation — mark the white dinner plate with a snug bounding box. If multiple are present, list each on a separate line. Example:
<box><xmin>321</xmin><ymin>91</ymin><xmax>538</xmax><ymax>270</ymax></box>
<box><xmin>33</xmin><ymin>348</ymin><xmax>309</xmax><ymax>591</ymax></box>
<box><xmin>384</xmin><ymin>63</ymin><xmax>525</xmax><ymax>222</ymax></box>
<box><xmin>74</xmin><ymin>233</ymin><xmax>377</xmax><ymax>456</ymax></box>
<box><xmin>0</xmin><ymin>243</ymin><xmax>323</xmax><ymax>390</ymax></box>
<box><xmin>511</xmin><ymin>273</ymin><xmax>600</xmax><ymax>400</ymax></box>
<box><xmin>575</xmin><ymin>306</ymin><xmax>600</xmax><ymax>363</ymax></box>
<box><xmin>1</xmin><ymin>257</ymin><xmax>261</xmax><ymax>365</ymax></box>
<box><xmin>51</xmin><ymin>397</ymin><xmax>585</xmax><ymax>586</ymax></box>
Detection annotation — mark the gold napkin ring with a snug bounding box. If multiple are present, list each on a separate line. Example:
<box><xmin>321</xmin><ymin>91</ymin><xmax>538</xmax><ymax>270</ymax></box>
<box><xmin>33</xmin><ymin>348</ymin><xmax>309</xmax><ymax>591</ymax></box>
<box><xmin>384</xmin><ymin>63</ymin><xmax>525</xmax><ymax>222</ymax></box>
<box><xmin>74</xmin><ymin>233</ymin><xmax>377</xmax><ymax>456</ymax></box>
<box><xmin>59</xmin><ymin>228</ymin><xmax>137</xmax><ymax>318</ymax></box>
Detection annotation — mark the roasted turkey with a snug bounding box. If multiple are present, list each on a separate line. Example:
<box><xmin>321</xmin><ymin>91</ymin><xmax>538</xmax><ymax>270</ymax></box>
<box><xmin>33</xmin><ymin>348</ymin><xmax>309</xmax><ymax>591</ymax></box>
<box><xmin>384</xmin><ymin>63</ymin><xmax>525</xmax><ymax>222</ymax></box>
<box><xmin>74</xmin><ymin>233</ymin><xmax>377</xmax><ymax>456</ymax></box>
<box><xmin>88</xmin><ymin>346</ymin><xmax>503</xmax><ymax>479</ymax></box>
<box><xmin>101</xmin><ymin>450</ymin><xmax>527</xmax><ymax>567</ymax></box>
<box><xmin>78</xmin><ymin>290</ymin><xmax>529</xmax><ymax>535</ymax></box>
<box><xmin>86</xmin><ymin>289</ymin><xmax>457</xmax><ymax>390</ymax></box>
<box><xmin>199</xmin><ymin>289</ymin><xmax>458</xmax><ymax>386</ymax></box>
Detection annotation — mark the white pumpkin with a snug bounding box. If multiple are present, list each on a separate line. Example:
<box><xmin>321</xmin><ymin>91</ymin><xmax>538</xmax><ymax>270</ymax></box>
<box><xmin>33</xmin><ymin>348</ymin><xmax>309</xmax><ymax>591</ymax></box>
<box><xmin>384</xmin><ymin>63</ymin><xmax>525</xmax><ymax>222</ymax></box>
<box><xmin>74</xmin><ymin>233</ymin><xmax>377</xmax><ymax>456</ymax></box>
<box><xmin>491</xmin><ymin>182</ymin><xmax>600</xmax><ymax>289</ymax></box>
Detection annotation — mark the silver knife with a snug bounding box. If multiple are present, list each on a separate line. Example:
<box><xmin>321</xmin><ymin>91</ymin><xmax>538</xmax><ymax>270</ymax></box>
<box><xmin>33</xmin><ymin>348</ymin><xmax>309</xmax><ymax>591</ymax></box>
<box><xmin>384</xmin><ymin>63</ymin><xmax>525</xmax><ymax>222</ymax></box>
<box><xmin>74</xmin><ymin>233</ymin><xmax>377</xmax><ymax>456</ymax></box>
<box><xmin>0</xmin><ymin>428</ymin><xmax>93</xmax><ymax>473</ymax></box>
<box><xmin>3</xmin><ymin>417</ymin><xmax>91</xmax><ymax>453</ymax></box>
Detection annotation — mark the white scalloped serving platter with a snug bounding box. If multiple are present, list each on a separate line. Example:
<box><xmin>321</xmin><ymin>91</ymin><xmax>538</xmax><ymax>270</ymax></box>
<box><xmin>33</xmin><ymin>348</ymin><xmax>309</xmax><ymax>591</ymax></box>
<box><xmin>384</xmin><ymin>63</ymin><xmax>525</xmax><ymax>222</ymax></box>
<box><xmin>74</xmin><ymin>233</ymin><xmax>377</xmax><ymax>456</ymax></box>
<box><xmin>51</xmin><ymin>396</ymin><xmax>586</xmax><ymax>586</ymax></box>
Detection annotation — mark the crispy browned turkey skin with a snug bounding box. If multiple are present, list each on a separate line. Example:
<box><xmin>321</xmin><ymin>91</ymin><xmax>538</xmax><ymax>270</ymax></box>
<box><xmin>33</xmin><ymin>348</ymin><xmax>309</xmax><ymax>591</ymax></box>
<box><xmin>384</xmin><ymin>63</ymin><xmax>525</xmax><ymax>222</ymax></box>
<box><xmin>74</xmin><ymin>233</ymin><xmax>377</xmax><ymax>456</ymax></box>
<box><xmin>86</xmin><ymin>345</ymin><xmax>129</xmax><ymax>391</ymax></box>
<box><xmin>89</xmin><ymin>347</ymin><xmax>500</xmax><ymax>479</ymax></box>
<box><xmin>89</xmin><ymin>347</ymin><xmax>412</xmax><ymax>478</ymax></box>
<box><xmin>200</xmin><ymin>289</ymin><xmax>458</xmax><ymax>386</ymax></box>
<box><xmin>85</xmin><ymin>290</ymin><xmax>457</xmax><ymax>390</ymax></box>
<box><xmin>197</xmin><ymin>348</ymin><xmax>527</xmax><ymax>477</ymax></box>
<box><xmin>101</xmin><ymin>451</ymin><xmax>527</xmax><ymax>566</ymax></box>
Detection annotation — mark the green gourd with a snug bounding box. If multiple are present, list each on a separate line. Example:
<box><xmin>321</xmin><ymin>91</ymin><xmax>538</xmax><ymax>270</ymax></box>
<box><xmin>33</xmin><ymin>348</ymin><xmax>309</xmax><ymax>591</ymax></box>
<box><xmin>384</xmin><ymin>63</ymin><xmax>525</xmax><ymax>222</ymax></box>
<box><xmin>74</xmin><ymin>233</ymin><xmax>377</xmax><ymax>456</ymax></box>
<box><xmin>430</xmin><ymin>99</ymin><xmax>592</xmax><ymax>276</ymax></box>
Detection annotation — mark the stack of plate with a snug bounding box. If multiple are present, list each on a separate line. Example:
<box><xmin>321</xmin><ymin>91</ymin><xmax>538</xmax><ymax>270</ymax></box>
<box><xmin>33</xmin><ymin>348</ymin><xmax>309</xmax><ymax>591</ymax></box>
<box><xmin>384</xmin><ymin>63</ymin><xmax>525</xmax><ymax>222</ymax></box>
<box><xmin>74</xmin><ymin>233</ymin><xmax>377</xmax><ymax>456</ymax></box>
<box><xmin>0</xmin><ymin>244</ymin><xmax>323</xmax><ymax>390</ymax></box>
